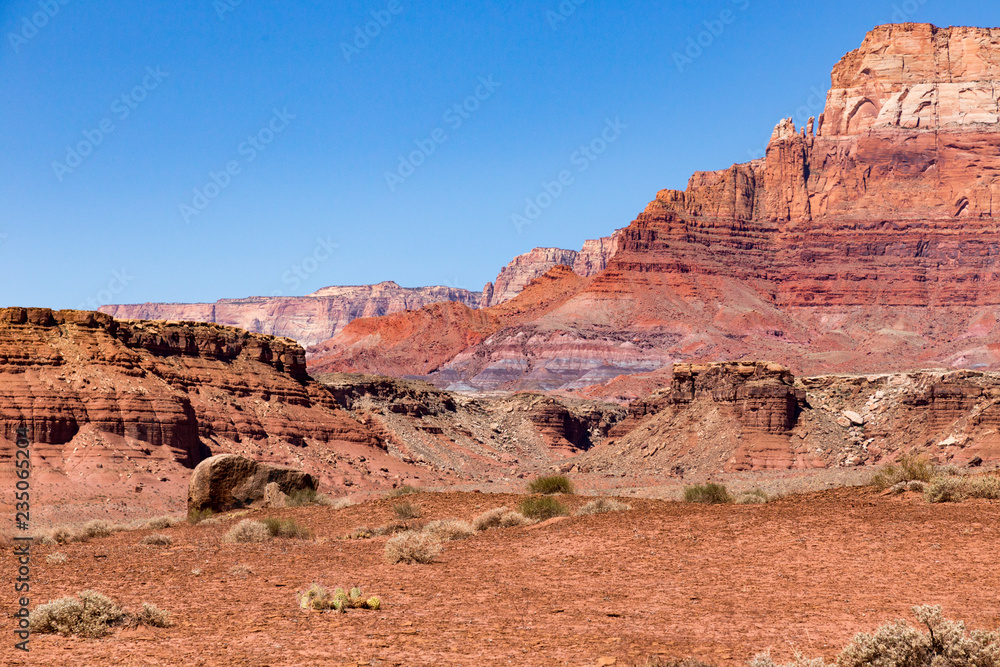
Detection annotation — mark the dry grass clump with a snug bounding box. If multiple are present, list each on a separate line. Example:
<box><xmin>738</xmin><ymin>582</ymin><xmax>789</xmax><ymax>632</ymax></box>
<box><xmin>145</xmin><ymin>516</ymin><xmax>182</xmax><ymax>530</ymax></box>
<box><xmin>28</xmin><ymin>591</ymin><xmax>173</xmax><ymax>638</ymax></box>
<box><xmin>228</xmin><ymin>563</ymin><xmax>254</xmax><ymax>578</ymax></box>
<box><xmin>298</xmin><ymin>584</ymin><xmax>381</xmax><ymax>612</ymax></box>
<box><xmin>36</xmin><ymin>525</ymin><xmax>86</xmax><ymax>546</ymax></box>
<box><xmin>473</xmin><ymin>506</ymin><xmax>533</xmax><ymax>530</ymax></box>
<box><xmin>80</xmin><ymin>520</ymin><xmax>117</xmax><ymax>539</ymax></box>
<box><xmin>45</xmin><ymin>552</ymin><xmax>68</xmax><ymax>564</ymax></box>
<box><xmin>187</xmin><ymin>508</ymin><xmax>215</xmax><ymax>525</ymax></box>
<box><xmin>222</xmin><ymin>519</ymin><xmax>272</xmax><ymax>544</ymax></box>
<box><xmin>640</xmin><ymin>658</ymin><xmax>716</xmax><ymax>667</ymax></box>
<box><xmin>387</xmin><ymin>485</ymin><xmax>420</xmax><ymax>497</ymax></box>
<box><xmin>519</xmin><ymin>496</ymin><xmax>569</xmax><ymax>521</ymax></box>
<box><xmin>383</xmin><ymin>531</ymin><xmax>442</xmax><ymax>564</ymax></box>
<box><xmin>136</xmin><ymin>603</ymin><xmax>172</xmax><ymax>628</ymax></box>
<box><xmin>141</xmin><ymin>533</ymin><xmax>173</xmax><ymax>546</ymax></box>
<box><xmin>871</xmin><ymin>453</ymin><xmax>936</xmax><ymax>490</ymax></box>
<box><xmin>261</xmin><ymin>517</ymin><xmax>312</xmax><ymax>539</ymax></box>
<box><xmin>683</xmin><ymin>483</ymin><xmax>733</xmax><ymax>504</ymax></box>
<box><xmin>346</xmin><ymin>520</ymin><xmax>418</xmax><ymax>540</ymax></box>
<box><xmin>528</xmin><ymin>475</ymin><xmax>574</xmax><ymax>494</ymax></box>
<box><xmin>735</xmin><ymin>489</ymin><xmax>770</xmax><ymax>505</ymax></box>
<box><xmin>925</xmin><ymin>474</ymin><xmax>1000</xmax><ymax>503</ymax></box>
<box><xmin>748</xmin><ymin>605</ymin><xmax>1000</xmax><ymax>667</ymax></box>
<box><xmin>422</xmin><ymin>519</ymin><xmax>475</xmax><ymax>541</ymax></box>
<box><xmin>576</xmin><ymin>497</ymin><xmax>632</xmax><ymax>515</ymax></box>
<box><xmin>328</xmin><ymin>497</ymin><xmax>355</xmax><ymax>510</ymax></box>
<box><xmin>392</xmin><ymin>501</ymin><xmax>422</xmax><ymax>520</ymax></box>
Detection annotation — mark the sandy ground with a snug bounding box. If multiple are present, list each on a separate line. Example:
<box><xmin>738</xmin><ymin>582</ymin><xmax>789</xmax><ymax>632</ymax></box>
<box><xmin>6</xmin><ymin>487</ymin><xmax>1000</xmax><ymax>667</ymax></box>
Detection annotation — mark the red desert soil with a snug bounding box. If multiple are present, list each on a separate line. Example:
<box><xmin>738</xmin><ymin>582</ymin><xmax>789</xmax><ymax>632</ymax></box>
<box><xmin>10</xmin><ymin>488</ymin><xmax>1000</xmax><ymax>667</ymax></box>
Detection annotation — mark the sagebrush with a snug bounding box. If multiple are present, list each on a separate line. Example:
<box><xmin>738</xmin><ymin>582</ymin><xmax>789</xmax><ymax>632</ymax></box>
<box><xmin>28</xmin><ymin>591</ymin><xmax>172</xmax><ymax>638</ymax></box>
<box><xmin>383</xmin><ymin>531</ymin><xmax>442</xmax><ymax>564</ymax></box>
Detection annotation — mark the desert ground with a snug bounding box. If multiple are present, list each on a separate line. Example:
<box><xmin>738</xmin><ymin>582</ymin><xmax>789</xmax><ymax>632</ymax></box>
<box><xmin>9</xmin><ymin>484</ymin><xmax>1000</xmax><ymax>667</ymax></box>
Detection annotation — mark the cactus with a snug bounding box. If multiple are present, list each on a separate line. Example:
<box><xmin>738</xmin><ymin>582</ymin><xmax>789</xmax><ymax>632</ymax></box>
<box><xmin>366</xmin><ymin>596</ymin><xmax>381</xmax><ymax>610</ymax></box>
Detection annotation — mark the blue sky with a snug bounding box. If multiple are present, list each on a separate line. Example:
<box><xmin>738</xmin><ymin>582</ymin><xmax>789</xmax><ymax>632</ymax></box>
<box><xmin>2</xmin><ymin>0</ymin><xmax>997</xmax><ymax>309</ymax></box>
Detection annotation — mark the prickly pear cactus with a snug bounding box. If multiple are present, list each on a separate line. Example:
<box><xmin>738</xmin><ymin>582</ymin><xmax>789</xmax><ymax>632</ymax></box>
<box><xmin>366</xmin><ymin>596</ymin><xmax>381</xmax><ymax>610</ymax></box>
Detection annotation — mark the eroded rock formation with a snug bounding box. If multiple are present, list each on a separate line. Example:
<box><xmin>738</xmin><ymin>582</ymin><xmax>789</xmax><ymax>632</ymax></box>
<box><xmin>311</xmin><ymin>24</ymin><xmax>1000</xmax><ymax>390</ymax></box>
<box><xmin>101</xmin><ymin>282</ymin><xmax>482</xmax><ymax>348</ymax></box>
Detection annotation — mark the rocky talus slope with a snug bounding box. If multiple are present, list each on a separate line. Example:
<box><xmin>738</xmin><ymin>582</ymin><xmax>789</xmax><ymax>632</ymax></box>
<box><xmin>312</xmin><ymin>24</ymin><xmax>1000</xmax><ymax>390</ymax></box>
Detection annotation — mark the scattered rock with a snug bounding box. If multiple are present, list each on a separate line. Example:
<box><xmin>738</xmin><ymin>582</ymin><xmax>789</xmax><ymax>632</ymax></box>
<box><xmin>842</xmin><ymin>411</ymin><xmax>865</xmax><ymax>426</ymax></box>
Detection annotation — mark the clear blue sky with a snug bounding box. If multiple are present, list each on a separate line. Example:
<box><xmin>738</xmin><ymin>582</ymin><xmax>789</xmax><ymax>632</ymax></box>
<box><xmin>2</xmin><ymin>0</ymin><xmax>997</xmax><ymax>309</ymax></box>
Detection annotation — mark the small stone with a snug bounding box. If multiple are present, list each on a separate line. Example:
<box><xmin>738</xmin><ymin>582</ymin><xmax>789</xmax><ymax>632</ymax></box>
<box><xmin>842</xmin><ymin>410</ymin><xmax>865</xmax><ymax>426</ymax></box>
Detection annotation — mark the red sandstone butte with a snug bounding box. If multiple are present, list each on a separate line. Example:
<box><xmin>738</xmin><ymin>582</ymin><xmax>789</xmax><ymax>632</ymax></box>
<box><xmin>311</xmin><ymin>24</ymin><xmax>1000</xmax><ymax>390</ymax></box>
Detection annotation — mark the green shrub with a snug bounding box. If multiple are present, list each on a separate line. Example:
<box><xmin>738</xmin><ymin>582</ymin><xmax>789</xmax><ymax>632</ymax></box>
<box><xmin>576</xmin><ymin>497</ymin><xmax>632</xmax><ymax>515</ymax></box>
<box><xmin>683</xmin><ymin>483</ymin><xmax>733</xmax><ymax>504</ymax></box>
<box><xmin>871</xmin><ymin>453</ymin><xmax>935</xmax><ymax>490</ymax></box>
<box><xmin>223</xmin><ymin>519</ymin><xmax>271</xmax><ymax>544</ymax></box>
<box><xmin>528</xmin><ymin>475</ymin><xmax>575</xmax><ymax>494</ymax></box>
<box><xmin>383</xmin><ymin>531</ymin><xmax>442</xmax><ymax>564</ymax></box>
<box><xmin>261</xmin><ymin>517</ymin><xmax>312</xmax><ymax>539</ymax></box>
<box><xmin>286</xmin><ymin>488</ymin><xmax>322</xmax><ymax>507</ymax></box>
<box><xmin>518</xmin><ymin>496</ymin><xmax>568</xmax><ymax>521</ymax></box>
<box><xmin>392</xmin><ymin>501</ymin><xmax>422</xmax><ymax>520</ymax></box>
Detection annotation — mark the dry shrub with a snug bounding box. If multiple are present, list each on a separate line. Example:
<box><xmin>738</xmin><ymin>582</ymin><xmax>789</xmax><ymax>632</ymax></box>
<box><xmin>735</xmin><ymin>490</ymin><xmax>770</xmax><ymax>505</ymax></box>
<box><xmin>45</xmin><ymin>552</ymin><xmax>67</xmax><ymax>564</ymax></box>
<box><xmin>871</xmin><ymin>453</ymin><xmax>936</xmax><ymax>490</ymax></box>
<box><xmin>383</xmin><ymin>531</ymin><xmax>442</xmax><ymax>564</ymax></box>
<box><xmin>422</xmin><ymin>519</ymin><xmax>475</xmax><ymax>541</ymax></box>
<box><xmin>223</xmin><ymin>519</ymin><xmax>272</xmax><ymax>544</ymax></box>
<box><xmin>229</xmin><ymin>564</ymin><xmax>254</xmax><ymax>578</ymax></box>
<box><xmin>141</xmin><ymin>533</ymin><xmax>173</xmax><ymax>546</ymax></box>
<box><xmin>966</xmin><ymin>475</ymin><xmax>1000</xmax><ymax>499</ymax></box>
<box><xmin>328</xmin><ymin>497</ymin><xmax>355</xmax><ymax>510</ymax></box>
<box><xmin>749</xmin><ymin>605</ymin><xmax>1000</xmax><ymax>667</ymax></box>
<box><xmin>145</xmin><ymin>516</ymin><xmax>181</xmax><ymax>530</ymax></box>
<box><xmin>298</xmin><ymin>584</ymin><xmax>381</xmax><ymax>612</ymax></box>
<box><xmin>38</xmin><ymin>525</ymin><xmax>86</xmax><ymax>545</ymax></box>
<box><xmin>392</xmin><ymin>501</ymin><xmax>422</xmax><ymax>520</ymax></box>
<box><xmin>927</xmin><ymin>474</ymin><xmax>1000</xmax><ymax>502</ymax></box>
<box><xmin>375</xmin><ymin>520</ymin><xmax>419</xmax><ymax>536</ymax></box>
<box><xmin>576</xmin><ymin>497</ymin><xmax>632</xmax><ymax>515</ymax></box>
<box><xmin>261</xmin><ymin>517</ymin><xmax>312</xmax><ymax>539</ymax></box>
<box><xmin>472</xmin><ymin>507</ymin><xmax>510</xmax><ymax>531</ymax></box>
<box><xmin>683</xmin><ymin>483</ymin><xmax>733</xmax><ymax>504</ymax></box>
<box><xmin>29</xmin><ymin>591</ymin><xmax>124</xmax><ymax>638</ymax></box>
<box><xmin>641</xmin><ymin>658</ymin><xmax>717</xmax><ymax>667</ymax></box>
<box><xmin>528</xmin><ymin>475</ymin><xmax>574</xmax><ymax>494</ymax></box>
<box><xmin>81</xmin><ymin>520</ymin><xmax>116</xmax><ymax>539</ymax></box>
<box><xmin>498</xmin><ymin>510</ymin><xmax>533</xmax><ymax>527</ymax></box>
<box><xmin>387</xmin><ymin>485</ymin><xmax>420</xmax><ymax>497</ymax></box>
<box><xmin>136</xmin><ymin>603</ymin><xmax>172</xmax><ymax>628</ymax></box>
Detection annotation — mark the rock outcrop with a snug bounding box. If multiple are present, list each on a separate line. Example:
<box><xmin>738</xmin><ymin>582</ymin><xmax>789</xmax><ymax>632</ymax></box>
<box><xmin>482</xmin><ymin>233</ymin><xmax>621</xmax><ymax>307</ymax></box>
<box><xmin>581</xmin><ymin>361</ymin><xmax>1000</xmax><ymax>475</ymax></box>
<box><xmin>310</xmin><ymin>24</ymin><xmax>1000</xmax><ymax>390</ymax></box>
<box><xmin>101</xmin><ymin>282</ymin><xmax>482</xmax><ymax>348</ymax></box>
<box><xmin>187</xmin><ymin>454</ymin><xmax>317</xmax><ymax>513</ymax></box>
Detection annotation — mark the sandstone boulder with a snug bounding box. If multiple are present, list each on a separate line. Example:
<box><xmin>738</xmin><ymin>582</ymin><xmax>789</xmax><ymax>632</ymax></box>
<box><xmin>264</xmin><ymin>482</ymin><xmax>288</xmax><ymax>508</ymax></box>
<box><xmin>187</xmin><ymin>454</ymin><xmax>317</xmax><ymax>513</ymax></box>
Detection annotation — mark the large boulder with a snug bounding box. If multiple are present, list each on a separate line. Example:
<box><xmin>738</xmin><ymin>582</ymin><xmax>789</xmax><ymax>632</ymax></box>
<box><xmin>187</xmin><ymin>454</ymin><xmax>317</xmax><ymax>513</ymax></box>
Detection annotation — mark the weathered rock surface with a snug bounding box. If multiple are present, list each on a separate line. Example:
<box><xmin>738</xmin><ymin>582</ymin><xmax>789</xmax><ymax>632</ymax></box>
<box><xmin>581</xmin><ymin>361</ymin><xmax>1000</xmax><ymax>476</ymax></box>
<box><xmin>187</xmin><ymin>454</ymin><xmax>317</xmax><ymax>513</ymax></box>
<box><xmin>482</xmin><ymin>233</ymin><xmax>620</xmax><ymax>307</ymax></box>
<box><xmin>310</xmin><ymin>24</ymin><xmax>1000</xmax><ymax>390</ymax></box>
<box><xmin>100</xmin><ymin>282</ymin><xmax>482</xmax><ymax>348</ymax></box>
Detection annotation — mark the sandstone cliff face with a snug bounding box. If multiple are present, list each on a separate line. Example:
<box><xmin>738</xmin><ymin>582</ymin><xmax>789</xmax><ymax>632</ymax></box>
<box><xmin>312</xmin><ymin>24</ymin><xmax>1000</xmax><ymax>390</ymax></box>
<box><xmin>482</xmin><ymin>233</ymin><xmax>621</xmax><ymax>307</ymax></box>
<box><xmin>582</xmin><ymin>361</ymin><xmax>1000</xmax><ymax>475</ymax></box>
<box><xmin>100</xmin><ymin>281</ymin><xmax>482</xmax><ymax>348</ymax></box>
